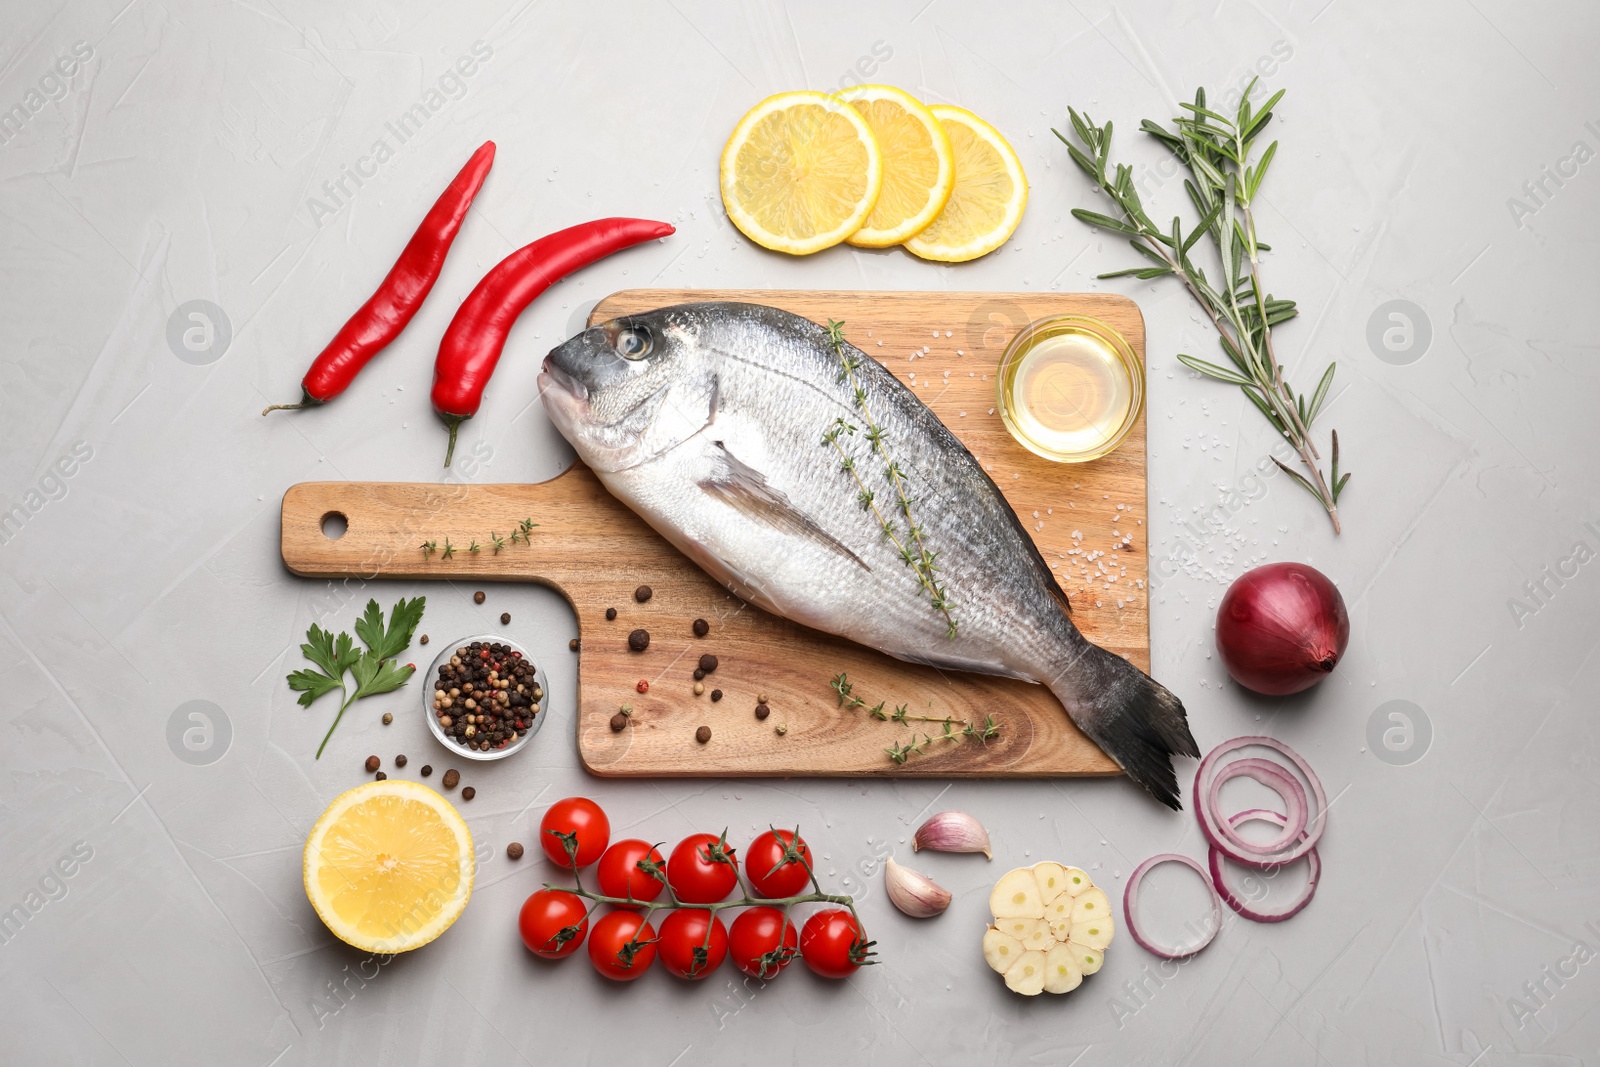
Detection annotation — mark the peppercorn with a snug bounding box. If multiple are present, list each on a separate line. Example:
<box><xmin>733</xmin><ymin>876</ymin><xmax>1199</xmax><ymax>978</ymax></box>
<box><xmin>755</xmin><ymin>703</ymin><xmax>770</xmax><ymax>720</ymax></box>
<box><xmin>605</xmin><ymin>607</ymin><xmax>618</xmax><ymax>621</ymax></box>
<box><xmin>698</xmin><ymin>654</ymin><xmax>718</xmax><ymax>673</ymax></box>
<box><xmin>461</xmin><ymin>786</ymin><xmax>476</xmax><ymax>801</ymax></box>
<box><xmin>474</xmin><ymin>590</ymin><xmax>486</xmax><ymax>604</ymax></box>
<box><xmin>395</xmin><ymin>755</ymin><xmax>407</xmax><ymax>768</ymax></box>
<box><xmin>420</xmin><ymin>765</ymin><xmax>433</xmax><ymax>777</ymax></box>
<box><xmin>375</xmin><ymin>771</ymin><xmax>387</xmax><ymax>780</ymax></box>
<box><xmin>442</xmin><ymin>768</ymin><xmax>460</xmax><ymax>789</ymax></box>
<box><xmin>500</xmin><ymin>612</ymin><xmax>511</xmax><ymax>624</ymax></box>
<box><xmin>610</xmin><ymin>712</ymin><xmax>627</xmax><ymax>732</ymax></box>
<box><xmin>419</xmin><ymin>634</ymin><xmax>429</xmax><ymax>645</ymax></box>
<box><xmin>569</xmin><ymin>637</ymin><xmax>580</xmax><ymax>651</ymax></box>
<box><xmin>693</xmin><ymin>618</ymin><xmax>709</xmax><ymax>637</ymax></box>
<box><xmin>757</xmin><ymin>692</ymin><xmax>769</xmax><ymax>705</ymax></box>
<box><xmin>693</xmin><ymin>682</ymin><xmax>704</xmax><ymax>696</ymax></box>
<box><xmin>635</xmin><ymin>585</ymin><xmax>652</xmax><ymax>603</ymax></box>
<box><xmin>711</xmin><ymin>689</ymin><xmax>723</xmax><ymax>702</ymax></box>
<box><xmin>636</xmin><ymin>679</ymin><xmax>650</xmax><ymax>693</ymax></box>
<box><xmin>507</xmin><ymin>842</ymin><xmax>524</xmax><ymax>860</ymax></box>
<box><xmin>382</xmin><ymin>712</ymin><xmax>393</xmax><ymax>725</ymax></box>
<box><xmin>365</xmin><ymin>755</ymin><xmax>380</xmax><ymax>773</ymax></box>
<box><xmin>695</xmin><ymin>725</ymin><xmax>712</xmax><ymax>744</ymax></box>
<box><xmin>775</xmin><ymin>724</ymin><xmax>788</xmax><ymax>735</ymax></box>
<box><xmin>628</xmin><ymin>629</ymin><xmax>650</xmax><ymax>652</ymax></box>
<box><xmin>693</xmin><ymin>667</ymin><xmax>705</xmax><ymax>681</ymax></box>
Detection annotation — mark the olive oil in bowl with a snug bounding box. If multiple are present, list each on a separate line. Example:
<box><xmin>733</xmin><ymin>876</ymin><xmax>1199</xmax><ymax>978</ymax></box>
<box><xmin>996</xmin><ymin>315</ymin><xmax>1143</xmax><ymax>463</ymax></box>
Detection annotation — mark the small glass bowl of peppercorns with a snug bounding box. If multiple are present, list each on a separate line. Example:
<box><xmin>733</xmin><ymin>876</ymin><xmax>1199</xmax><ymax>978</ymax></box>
<box><xmin>422</xmin><ymin>635</ymin><xmax>547</xmax><ymax>761</ymax></box>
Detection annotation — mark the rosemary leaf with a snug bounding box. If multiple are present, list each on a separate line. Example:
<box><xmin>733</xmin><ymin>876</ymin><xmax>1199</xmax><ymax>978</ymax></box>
<box><xmin>1308</xmin><ymin>362</ymin><xmax>1336</xmax><ymax>423</ymax></box>
<box><xmin>1177</xmin><ymin>354</ymin><xmax>1254</xmax><ymax>386</ymax></box>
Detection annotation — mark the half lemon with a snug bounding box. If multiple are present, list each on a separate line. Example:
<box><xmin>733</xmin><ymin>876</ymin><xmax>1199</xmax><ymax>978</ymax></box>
<box><xmin>837</xmin><ymin>85</ymin><xmax>955</xmax><ymax>248</ymax></box>
<box><xmin>303</xmin><ymin>779</ymin><xmax>475</xmax><ymax>953</ymax></box>
<box><xmin>721</xmin><ymin>90</ymin><xmax>883</xmax><ymax>255</ymax></box>
<box><xmin>903</xmin><ymin>104</ymin><xmax>1028</xmax><ymax>263</ymax></box>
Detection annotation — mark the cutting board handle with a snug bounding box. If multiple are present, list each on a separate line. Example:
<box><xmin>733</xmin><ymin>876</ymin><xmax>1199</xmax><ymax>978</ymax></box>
<box><xmin>279</xmin><ymin>470</ymin><xmax>632</xmax><ymax>594</ymax></box>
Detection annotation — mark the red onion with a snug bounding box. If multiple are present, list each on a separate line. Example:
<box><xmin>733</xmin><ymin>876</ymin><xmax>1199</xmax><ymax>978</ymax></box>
<box><xmin>1209</xmin><ymin>809</ymin><xmax>1321</xmax><ymax>922</ymax></box>
<box><xmin>1216</xmin><ymin>562</ymin><xmax>1349</xmax><ymax>695</ymax></box>
<box><xmin>1210</xmin><ymin>758</ymin><xmax>1307</xmax><ymax>855</ymax></box>
<box><xmin>1195</xmin><ymin>736</ymin><xmax>1327</xmax><ymax>868</ymax></box>
<box><xmin>1123</xmin><ymin>853</ymin><xmax>1222</xmax><ymax>960</ymax></box>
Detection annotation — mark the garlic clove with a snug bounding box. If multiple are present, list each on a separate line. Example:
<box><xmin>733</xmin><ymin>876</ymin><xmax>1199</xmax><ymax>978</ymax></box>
<box><xmin>982</xmin><ymin>926</ymin><xmax>1023</xmax><ymax>973</ymax></box>
<box><xmin>884</xmin><ymin>855</ymin><xmax>952</xmax><ymax>918</ymax></box>
<box><xmin>1067</xmin><ymin>940</ymin><xmax>1103</xmax><ymax>975</ymax></box>
<box><xmin>912</xmin><ymin>811</ymin><xmax>992</xmax><ymax>859</ymax></box>
<box><xmin>1043</xmin><ymin>942</ymin><xmax>1083</xmax><ymax>994</ymax></box>
<box><xmin>989</xmin><ymin>866</ymin><xmax>1045</xmax><ymax>918</ymax></box>
<box><xmin>1032</xmin><ymin>861</ymin><xmax>1070</xmax><ymax>899</ymax></box>
<box><xmin>1003</xmin><ymin>950</ymin><xmax>1047</xmax><ymax>995</ymax></box>
<box><xmin>1070</xmin><ymin>888</ymin><xmax>1110</xmax><ymax>924</ymax></box>
<box><xmin>1068</xmin><ymin>917</ymin><xmax>1114</xmax><ymax>951</ymax></box>
<box><xmin>1060</xmin><ymin>866</ymin><xmax>1093</xmax><ymax>897</ymax></box>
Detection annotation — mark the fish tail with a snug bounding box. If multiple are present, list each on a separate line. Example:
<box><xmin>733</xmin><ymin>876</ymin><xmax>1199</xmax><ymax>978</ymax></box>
<box><xmin>1046</xmin><ymin>637</ymin><xmax>1199</xmax><ymax>810</ymax></box>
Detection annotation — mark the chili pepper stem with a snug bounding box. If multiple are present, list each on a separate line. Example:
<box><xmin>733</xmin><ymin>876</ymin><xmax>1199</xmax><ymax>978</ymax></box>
<box><xmin>261</xmin><ymin>392</ymin><xmax>322</xmax><ymax>416</ymax></box>
<box><xmin>441</xmin><ymin>417</ymin><xmax>464</xmax><ymax>467</ymax></box>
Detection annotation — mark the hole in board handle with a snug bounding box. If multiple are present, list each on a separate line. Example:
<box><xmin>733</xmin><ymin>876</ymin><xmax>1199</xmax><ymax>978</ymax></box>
<box><xmin>320</xmin><ymin>512</ymin><xmax>348</xmax><ymax>540</ymax></box>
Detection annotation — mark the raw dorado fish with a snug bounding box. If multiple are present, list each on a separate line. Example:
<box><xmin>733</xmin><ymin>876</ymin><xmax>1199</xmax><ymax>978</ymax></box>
<box><xmin>540</xmin><ymin>303</ymin><xmax>1198</xmax><ymax>806</ymax></box>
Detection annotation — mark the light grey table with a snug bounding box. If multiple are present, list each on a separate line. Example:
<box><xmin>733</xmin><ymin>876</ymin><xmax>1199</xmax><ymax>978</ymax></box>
<box><xmin>3</xmin><ymin>1</ymin><xmax>1597</xmax><ymax>1063</ymax></box>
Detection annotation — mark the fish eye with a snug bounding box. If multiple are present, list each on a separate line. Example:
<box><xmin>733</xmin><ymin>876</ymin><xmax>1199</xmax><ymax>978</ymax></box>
<box><xmin>616</xmin><ymin>326</ymin><xmax>652</xmax><ymax>360</ymax></box>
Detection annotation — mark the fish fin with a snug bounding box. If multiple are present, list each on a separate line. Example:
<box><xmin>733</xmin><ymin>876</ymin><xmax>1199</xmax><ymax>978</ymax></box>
<box><xmin>698</xmin><ymin>443</ymin><xmax>871</xmax><ymax>572</ymax></box>
<box><xmin>1046</xmin><ymin>637</ymin><xmax>1199</xmax><ymax>810</ymax></box>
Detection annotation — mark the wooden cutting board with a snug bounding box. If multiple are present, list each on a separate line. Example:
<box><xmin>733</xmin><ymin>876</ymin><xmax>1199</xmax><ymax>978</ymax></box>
<box><xmin>281</xmin><ymin>289</ymin><xmax>1149</xmax><ymax>778</ymax></box>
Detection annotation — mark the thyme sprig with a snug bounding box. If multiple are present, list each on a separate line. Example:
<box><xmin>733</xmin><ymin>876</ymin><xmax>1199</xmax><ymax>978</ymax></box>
<box><xmin>821</xmin><ymin>320</ymin><xmax>956</xmax><ymax>634</ymax></box>
<box><xmin>1057</xmin><ymin>81</ymin><xmax>1349</xmax><ymax>533</ymax></box>
<box><xmin>421</xmin><ymin>518</ymin><xmax>540</xmax><ymax>558</ymax></box>
<box><xmin>831</xmin><ymin>673</ymin><xmax>1000</xmax><ymax>765</ymax></box>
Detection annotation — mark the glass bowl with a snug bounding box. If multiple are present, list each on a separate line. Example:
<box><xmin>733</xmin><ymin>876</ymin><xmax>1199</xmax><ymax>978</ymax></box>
<box><xmin>995</xmin><ymin>314</ymin><xmax>1145</xmax><ymax>463</ymax></box>
<box><xmin>421</xmin><ymin>634</ymin><xmax>547</xmax><ymax>761</ymax></box>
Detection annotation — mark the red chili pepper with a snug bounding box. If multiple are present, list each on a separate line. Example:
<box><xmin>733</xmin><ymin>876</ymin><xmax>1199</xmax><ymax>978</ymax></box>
<box><xmin>262</xmin><ymin>141</ymin><xmax>496</xmax><ymax>415</ymax></box>
<box><xmin>430</xmin><ymin>217</ymin><xmax>675</xmax><ymax>465</ymax></box>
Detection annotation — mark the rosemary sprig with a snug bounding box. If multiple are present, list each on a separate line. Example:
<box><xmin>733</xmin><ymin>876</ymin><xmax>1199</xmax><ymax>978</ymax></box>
<box><xmin>821</xmin><ymin>320</ymin><xmax>957</xmax><ymax>633</ymax></box>
<box><xmin>1056</xmin><ymin>82</ymin><xmax>1349</xmax><ymax>534</ymax></box>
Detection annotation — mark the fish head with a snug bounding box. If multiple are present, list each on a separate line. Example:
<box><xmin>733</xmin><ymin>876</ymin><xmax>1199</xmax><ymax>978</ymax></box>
<box><xmin>540</xmin><ymin>307</ymin><xmax>718</xmax><ymax>472</ymax></box>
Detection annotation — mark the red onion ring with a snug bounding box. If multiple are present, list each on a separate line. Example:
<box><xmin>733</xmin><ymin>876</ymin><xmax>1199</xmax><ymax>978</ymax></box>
<box><xmin>1123</xmin><ymin>853</ymin><xmax>1223</xmax><ymax>960</ymax></box>
<box><xmin>1195</xmin><ymin>736</ymin><xmax>1327</xmax><ymax>867</ymax></box>
<box><xmin>1209</xmin><ymin>808</ymin><xmax>1321</xmax><ymax>923</ymax></box>
<box><xmin>1209</xmin><ymin>758</ymin><xmax>1307</xmax><ymax>854</ymax></box>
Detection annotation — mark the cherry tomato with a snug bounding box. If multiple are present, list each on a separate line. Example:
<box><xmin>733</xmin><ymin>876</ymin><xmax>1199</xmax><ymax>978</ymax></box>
<box><xmin>596</xmin><ymin>839</ymin><xmax>667</xmax><ymax>907</ymax></box>
<box><xmin>517</xmin><ymin>889</ymin><xmax>588</xmax><ymax>959</ymax></box>
<box><xmin>800</xmin><ymin>908</ymin><xmax>873</xmax><ymax>979</ymax></box>
<box><xmin>586</xmin><ymin>910</ymin><xmax>657</xmax><ymax>981</ymax></box>
<box><xmin>727</xmin><ymin>906</ymin><xmax>798</xmax><ymax>979</ymax></box>
<box><xmin>539</xmin><ymin>797</ymin><xmax>610</xmax><ymax>868</ymax></box>
<box><xmin>657</xmin><ymin>908</ymin><xmax>728</xmax><ymax>980</ymax></box>
<box><xmin>745</xmin><ymin>828</ymin><xmax>812</xmax><ymax>898</ymax></box>
<box><xmin>667</xmin><ymin>832</ymin><xmax>739</xmax><ymax>904</ymax></box>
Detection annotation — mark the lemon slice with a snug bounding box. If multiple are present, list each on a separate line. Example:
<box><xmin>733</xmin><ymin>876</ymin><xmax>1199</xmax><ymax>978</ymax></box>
<box><xmin>904</xmin><ymin>105</ymin><xmax>1028</xmax><ymax>263</ymax></box>
<box><xmin>721</xmin><ymin>90</ymin><xmax>883</xmax><ymax>255</ymax></box>
<box><xmin>303</xmin><ymin>780</ymin><xmax>475</xmax><ymax>953</ymax></box>
<box><xmin>837</xmin><ymin>86</ymin><xmax>954</xmax><ymax>248</ymax></box>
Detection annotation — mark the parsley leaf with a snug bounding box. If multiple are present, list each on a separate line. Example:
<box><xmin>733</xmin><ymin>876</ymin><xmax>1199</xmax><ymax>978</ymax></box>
<box><xmin>287</xmin><ymin>667</ymin><xmax>343</xmax><ymax>708</ymax></box>
<box><xmin>300</xmin><ymin>625</ymin><xmax>359</xmax><ymax>678</ymax></box>
<box><xmin>354</xmin><ymin>597</ymin><xmax>427</xmax><ymax>661</ymax></box>
<box><xmin>286</xmin><ymin>597</ymin><xmax>427</xmax><ymax>758</ymax></box>
<box><xmin>351</xmin><ymin>652</ymin><xmax>415</xmax><ymax>700</ymax></box>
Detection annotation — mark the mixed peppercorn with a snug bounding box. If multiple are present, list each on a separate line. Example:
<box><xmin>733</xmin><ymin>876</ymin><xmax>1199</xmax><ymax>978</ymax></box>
<box><xmin>431</xmin><ymin>641</ymin><xmax>542</xmax><ymax>752</ymax></box>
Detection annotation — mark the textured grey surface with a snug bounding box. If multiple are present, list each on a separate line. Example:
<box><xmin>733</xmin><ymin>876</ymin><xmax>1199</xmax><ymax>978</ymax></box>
<box><xmin>3</xmin><ymin>0</ymin><xmax>1598</xmax><ymax>1064</ymax></box>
